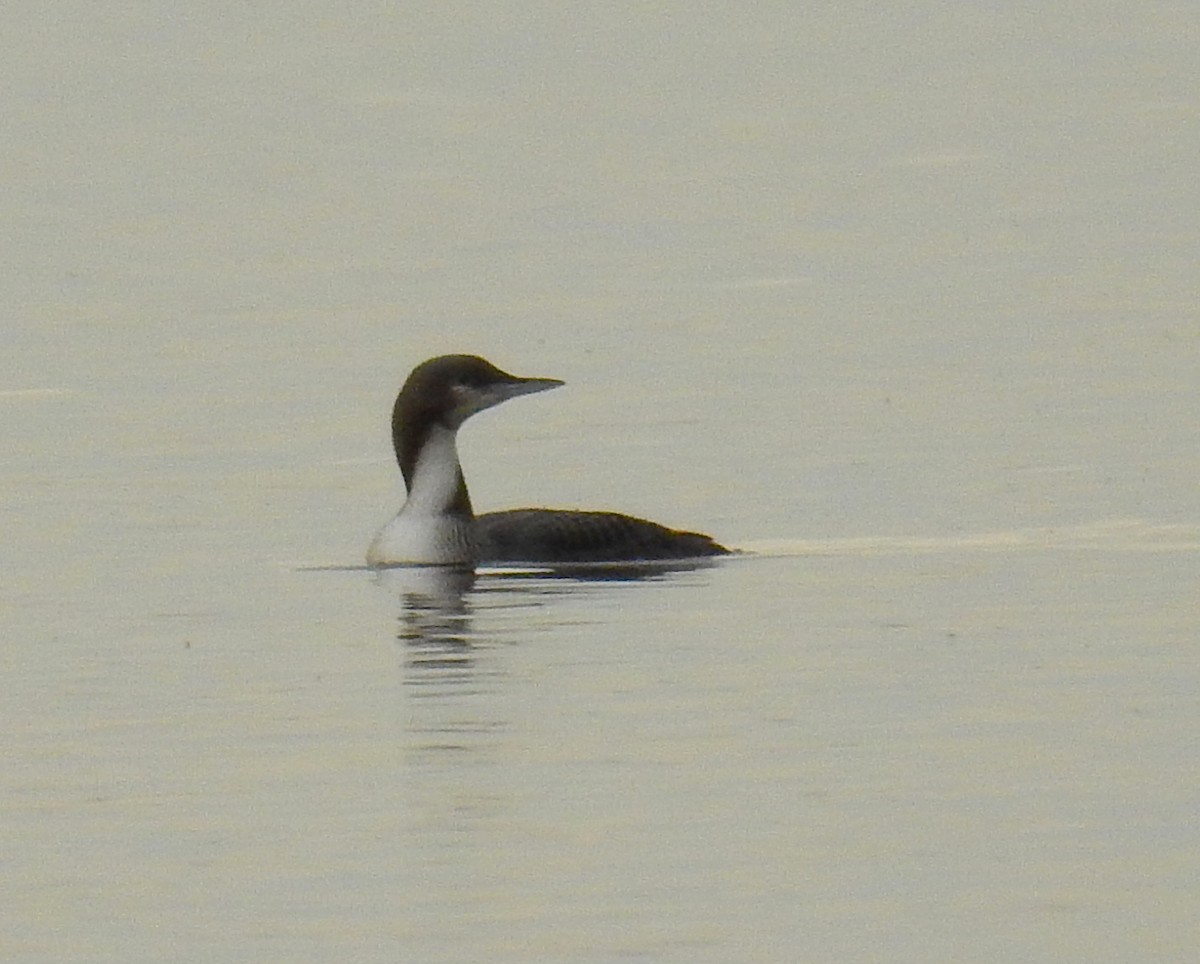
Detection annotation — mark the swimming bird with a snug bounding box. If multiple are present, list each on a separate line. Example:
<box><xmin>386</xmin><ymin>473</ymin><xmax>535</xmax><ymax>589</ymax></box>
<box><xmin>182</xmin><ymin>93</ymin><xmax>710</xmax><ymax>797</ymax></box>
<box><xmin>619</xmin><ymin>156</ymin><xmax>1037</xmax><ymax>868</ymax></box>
<box><xmin>366</xmin><ymin>354</ymin><xmax>730</xmax><ymax>566</ymax></box>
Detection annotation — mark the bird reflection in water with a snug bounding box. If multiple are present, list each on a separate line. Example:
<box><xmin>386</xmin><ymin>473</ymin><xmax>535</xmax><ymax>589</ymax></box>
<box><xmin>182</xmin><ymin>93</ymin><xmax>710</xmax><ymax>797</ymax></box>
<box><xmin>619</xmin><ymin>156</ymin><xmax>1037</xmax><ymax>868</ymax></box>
<box><xmin>377</xmin><ymin>561</ymin><xmax>722</xmax><ymax>757</ymax></box>
<box><xmin>375</xmin><ymin>566</ymin><xmax>479</xmax><ymax>682</ymax></box>
<box><xmin>378</xmin><ymin>559</ymin><xmax>721</xmax><ymax>682</ymax></box>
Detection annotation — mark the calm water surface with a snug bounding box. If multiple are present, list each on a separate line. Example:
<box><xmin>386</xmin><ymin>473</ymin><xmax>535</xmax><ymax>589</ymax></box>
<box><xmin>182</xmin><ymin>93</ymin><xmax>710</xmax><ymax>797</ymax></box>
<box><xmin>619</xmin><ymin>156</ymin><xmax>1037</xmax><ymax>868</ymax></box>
<box><xmin>4</xmin><ymin>3</ymin><xmax>1199</xmax><ymax>962</ymax></box>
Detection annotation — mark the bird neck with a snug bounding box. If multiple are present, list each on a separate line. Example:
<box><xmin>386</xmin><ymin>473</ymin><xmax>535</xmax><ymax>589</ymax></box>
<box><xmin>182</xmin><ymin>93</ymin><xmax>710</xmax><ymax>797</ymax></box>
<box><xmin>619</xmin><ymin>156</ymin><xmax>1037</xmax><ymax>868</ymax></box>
<box><xmin>395</xmin><ymin>420</ymin><xmax>474</xmax><ymax>518</ymax></box>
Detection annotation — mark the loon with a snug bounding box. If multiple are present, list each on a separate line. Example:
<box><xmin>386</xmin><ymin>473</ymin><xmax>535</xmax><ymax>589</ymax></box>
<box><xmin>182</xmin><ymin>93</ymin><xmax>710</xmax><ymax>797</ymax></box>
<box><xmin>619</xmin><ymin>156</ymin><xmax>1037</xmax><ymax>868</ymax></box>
<box><xmin>366</xmin><ymin>354</ymin><xmax>730</xmax><ymax>566</ymax></box>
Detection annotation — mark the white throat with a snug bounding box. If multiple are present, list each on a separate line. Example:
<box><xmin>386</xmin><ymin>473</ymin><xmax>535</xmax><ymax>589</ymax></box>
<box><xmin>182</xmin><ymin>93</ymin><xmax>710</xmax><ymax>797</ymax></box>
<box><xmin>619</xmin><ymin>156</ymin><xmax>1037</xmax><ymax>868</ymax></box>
<box><xmin>366</xmin><ymin>425</ymin><xmax>474</xmax><ymax>566</ymax></box>
<box><xmin>403</xmin><ymin>424</ymin><xmax>465</xmax><ymax>515</ymax></box>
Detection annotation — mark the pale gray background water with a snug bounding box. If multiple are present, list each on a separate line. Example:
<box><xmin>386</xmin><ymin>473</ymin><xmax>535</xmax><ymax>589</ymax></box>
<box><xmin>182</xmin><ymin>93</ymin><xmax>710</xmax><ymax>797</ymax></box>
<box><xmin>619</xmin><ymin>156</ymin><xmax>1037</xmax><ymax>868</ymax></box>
<box><xmin>4</xmin><ymin>3</ymin><xmax>1199</xmax><ymax>962</ymax></box>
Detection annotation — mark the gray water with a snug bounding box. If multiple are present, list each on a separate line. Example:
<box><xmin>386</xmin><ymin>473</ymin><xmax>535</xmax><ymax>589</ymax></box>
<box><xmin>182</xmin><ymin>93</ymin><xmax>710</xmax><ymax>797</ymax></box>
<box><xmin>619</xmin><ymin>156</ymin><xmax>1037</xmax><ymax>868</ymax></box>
<box><xmin>4</xmin><ymin>3</ymin><xmax>1199</xmax><ymax>961</ymax></box>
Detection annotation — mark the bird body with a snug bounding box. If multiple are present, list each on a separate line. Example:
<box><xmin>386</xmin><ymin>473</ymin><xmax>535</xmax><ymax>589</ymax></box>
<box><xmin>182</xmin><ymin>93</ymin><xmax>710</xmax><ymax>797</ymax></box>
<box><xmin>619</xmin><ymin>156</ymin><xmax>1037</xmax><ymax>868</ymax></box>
<box><xmin>367</xmin><ymin>354</ymin><xmax>729</xmax><ymax>567</ymax></box>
